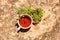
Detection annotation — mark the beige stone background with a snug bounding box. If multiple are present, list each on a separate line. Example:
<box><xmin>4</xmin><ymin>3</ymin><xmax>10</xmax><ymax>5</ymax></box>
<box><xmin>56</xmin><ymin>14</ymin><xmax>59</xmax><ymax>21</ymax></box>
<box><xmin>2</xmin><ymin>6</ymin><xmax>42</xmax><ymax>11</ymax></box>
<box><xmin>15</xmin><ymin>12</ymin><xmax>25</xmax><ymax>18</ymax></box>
<box><xmin>0</xmin><ymin>0</ymin><xmax>60</xmax><ymax>40</ymax></box>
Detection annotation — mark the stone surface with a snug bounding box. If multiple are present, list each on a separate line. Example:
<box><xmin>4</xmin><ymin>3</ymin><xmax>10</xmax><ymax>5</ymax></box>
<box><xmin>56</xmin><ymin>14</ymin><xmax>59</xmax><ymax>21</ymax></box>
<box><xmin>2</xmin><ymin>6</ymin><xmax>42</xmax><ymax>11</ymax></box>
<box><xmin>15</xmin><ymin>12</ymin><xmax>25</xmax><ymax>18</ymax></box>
<box><xmin>0</xmin><ymin>0</ymin><xmax>60</xmax><ymax>40</ymax></box>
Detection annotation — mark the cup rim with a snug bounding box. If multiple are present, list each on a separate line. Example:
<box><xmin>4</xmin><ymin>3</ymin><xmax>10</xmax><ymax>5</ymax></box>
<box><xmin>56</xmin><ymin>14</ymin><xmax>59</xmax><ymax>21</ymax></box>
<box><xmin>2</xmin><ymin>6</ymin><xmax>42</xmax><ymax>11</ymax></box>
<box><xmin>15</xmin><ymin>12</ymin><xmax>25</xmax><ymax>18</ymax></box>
<box><xmin>17</xmin><ymin>14</ymin><xmax>33</xmax><ymax>29</ymax></box>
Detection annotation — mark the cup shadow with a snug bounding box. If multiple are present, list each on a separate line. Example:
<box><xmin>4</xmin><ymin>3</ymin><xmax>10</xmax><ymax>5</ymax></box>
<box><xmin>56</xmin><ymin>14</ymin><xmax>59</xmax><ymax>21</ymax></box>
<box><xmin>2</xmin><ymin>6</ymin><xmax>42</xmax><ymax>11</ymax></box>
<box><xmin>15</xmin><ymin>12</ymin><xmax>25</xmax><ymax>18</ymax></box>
<box><xmin>15</xmin><ymin>23</ymin><xmax>31</xmax><ymax>33</ymax></box>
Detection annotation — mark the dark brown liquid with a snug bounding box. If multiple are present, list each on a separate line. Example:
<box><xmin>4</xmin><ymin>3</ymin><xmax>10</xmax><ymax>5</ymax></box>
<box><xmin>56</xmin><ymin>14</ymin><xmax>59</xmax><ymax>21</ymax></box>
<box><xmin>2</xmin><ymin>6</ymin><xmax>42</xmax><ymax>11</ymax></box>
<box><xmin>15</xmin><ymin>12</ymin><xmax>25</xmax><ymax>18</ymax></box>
<box><xmin>19</xmin><ymin>15</ymin><xmax>31</xmax><ymax>28</ymax></box>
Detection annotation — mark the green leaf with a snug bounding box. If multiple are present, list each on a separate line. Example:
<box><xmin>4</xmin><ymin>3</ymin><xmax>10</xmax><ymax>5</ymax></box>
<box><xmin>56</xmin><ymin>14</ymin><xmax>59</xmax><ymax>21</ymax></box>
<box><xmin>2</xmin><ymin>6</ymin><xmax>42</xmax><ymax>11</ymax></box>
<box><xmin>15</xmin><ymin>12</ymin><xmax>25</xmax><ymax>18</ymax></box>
<box><xmin>16</xmin><ymin>7</ymin><xmax>27</xmax><ymax>14</ymax></box>
<box><xmin>33</xmin><ymin>13</ymin><xmax>39</xmax><ymax>23</ymax></box>
<box><xmin>33</xmin><ymin>13</ymin><xmax>38</xmax><ymax>19</ymax></box>
<box><xmin>37</xmin><ymin>8</ymin><xmax>43</xmax><ymax>17</ymax></box>
<box><xmin>27</xmin><ymin>6</ymin><xmax>33</xmax><ymax>11</ymax></box>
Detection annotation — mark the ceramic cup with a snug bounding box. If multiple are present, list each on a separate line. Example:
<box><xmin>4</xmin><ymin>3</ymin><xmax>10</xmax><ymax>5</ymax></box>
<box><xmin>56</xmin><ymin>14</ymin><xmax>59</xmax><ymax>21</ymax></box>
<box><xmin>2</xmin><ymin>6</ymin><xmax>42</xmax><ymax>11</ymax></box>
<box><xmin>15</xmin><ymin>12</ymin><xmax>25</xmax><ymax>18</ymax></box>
<box><xmin>17</xmin><ymin>14</ymin><xmax>33</xmax><ymax>30</ymax></box>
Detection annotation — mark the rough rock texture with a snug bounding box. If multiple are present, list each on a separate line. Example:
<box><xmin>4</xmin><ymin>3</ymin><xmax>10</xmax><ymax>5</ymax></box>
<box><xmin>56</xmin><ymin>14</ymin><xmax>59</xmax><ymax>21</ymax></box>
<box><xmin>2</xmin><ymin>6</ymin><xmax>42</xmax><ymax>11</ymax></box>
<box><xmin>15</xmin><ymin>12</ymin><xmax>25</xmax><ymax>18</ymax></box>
<box><xmin>0</xmin><ymin>0</ymin><xmax>60</xmax><ymax>40</ymax></box>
